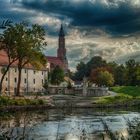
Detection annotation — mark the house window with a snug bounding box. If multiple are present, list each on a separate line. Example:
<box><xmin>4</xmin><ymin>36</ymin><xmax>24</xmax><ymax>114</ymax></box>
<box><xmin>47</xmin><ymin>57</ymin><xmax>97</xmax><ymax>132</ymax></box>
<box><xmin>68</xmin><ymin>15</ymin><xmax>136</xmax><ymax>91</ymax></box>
<box><xmin>24</xmin><ymin>78</ymin><xmax>27</xmax><ymax>84</ymax></box>
<box><xmin>34</xmin><ymin>71</ymin><xmax>36</xmax><ymax>74</ymax></box>
<box><xmin>25</xmin><ymin>69</ymin><xmax>27</xmax><ymax>73</ymax></box>
<box><xmin>42</xmin><ymin>71</ymin><xmax>44</xmax><ymax>75</ymax></box>
<box><xmin>33</xmin><ymin>79</ymin><xmax>35</xmax><ymax>84</ymax></box>
<box><xmin>15</xmin><ymin>68</ymin><xmax>17</xmax><ymax>73</ymax></box>
<box><xmin>15</xmin><ymin>78</ymin><xmax>17</xmax><ymax>83</ymax></box>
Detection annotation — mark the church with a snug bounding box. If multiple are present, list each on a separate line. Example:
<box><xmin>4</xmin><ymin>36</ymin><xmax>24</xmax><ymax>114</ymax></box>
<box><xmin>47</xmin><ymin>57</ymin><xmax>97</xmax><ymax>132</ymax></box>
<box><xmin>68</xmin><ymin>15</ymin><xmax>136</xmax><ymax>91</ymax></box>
<box><xmin>46</xmin><ymin>24</ymin><xmax>68</xmax><ymax>72</ymax></box>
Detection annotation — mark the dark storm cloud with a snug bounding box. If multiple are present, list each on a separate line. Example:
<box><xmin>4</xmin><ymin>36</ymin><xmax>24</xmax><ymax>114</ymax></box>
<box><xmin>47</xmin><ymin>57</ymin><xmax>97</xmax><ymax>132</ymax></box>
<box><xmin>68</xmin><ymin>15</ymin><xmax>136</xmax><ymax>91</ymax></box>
<box><xmin>11</xmin><ymin>0</ymin><xmax>140</xmax><ymax>36</ymax></box>
<box><xmin>0</xmin><ymin>0</ymin><xmax>34</xmax><ymax>23</ymax></box>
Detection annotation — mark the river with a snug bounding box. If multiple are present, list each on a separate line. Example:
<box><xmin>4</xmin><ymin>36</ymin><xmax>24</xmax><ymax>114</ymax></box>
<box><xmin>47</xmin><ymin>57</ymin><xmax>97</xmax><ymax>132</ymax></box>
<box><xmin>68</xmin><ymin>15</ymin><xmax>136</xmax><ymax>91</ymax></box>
<box><xmin>0</xmin><ymin>108</ymin><xmax>140</xmax><ymax>140</ymax></box>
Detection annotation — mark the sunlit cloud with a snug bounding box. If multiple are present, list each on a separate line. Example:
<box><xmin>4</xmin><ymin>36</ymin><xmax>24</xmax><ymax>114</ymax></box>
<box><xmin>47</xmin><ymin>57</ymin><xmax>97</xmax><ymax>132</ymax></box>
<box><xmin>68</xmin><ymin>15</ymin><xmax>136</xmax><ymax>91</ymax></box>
<box><xmin>0</xmin><ymin>0</ymin><xmax>140</xmax><ymax>70</ymax></box>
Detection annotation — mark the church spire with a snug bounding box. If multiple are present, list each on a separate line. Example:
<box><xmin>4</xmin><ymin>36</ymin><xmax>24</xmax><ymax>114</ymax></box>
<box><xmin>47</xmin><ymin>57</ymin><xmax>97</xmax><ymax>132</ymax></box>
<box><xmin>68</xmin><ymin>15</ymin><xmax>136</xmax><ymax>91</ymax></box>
<box><xmin>59</xmin><ymin>24</ymin><xmax>65</xmax><ymax>37</ymax></box>
<box><xmin>58</xmin><ymin>24</ymin><xmax>65</xmax><ymax>58</ymax></box>
<box><xmin>57</xmin><ymin>24</ymin><xmax>68</xmax><ymax>72</ymax></box>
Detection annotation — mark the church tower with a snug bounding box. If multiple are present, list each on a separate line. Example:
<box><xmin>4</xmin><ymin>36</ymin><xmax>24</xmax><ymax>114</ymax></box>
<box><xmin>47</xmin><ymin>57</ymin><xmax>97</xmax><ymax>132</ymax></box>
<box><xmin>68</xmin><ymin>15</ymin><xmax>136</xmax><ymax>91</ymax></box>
<box><xmin>57</xmin><ymin>24</ymin><xmax>68</xmax><ymax>71</ymax></box>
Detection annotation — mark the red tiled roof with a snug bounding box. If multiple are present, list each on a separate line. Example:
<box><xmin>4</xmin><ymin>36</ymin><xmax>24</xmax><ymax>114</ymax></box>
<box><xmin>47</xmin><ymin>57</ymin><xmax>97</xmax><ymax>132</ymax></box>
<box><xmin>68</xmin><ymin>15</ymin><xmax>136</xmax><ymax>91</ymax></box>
<box><xmin>0</xmin><ymin>50</ymin><xmax>64</xmax><ymax>70</ymax></box>
<box><xmin>0</xmin><ymin>50</ymin><xmax>10</xmax><ymax>66</ymax></box>
<box><xmin>46</xmin><ymin>56</ymin><xmax>64</xmax><ymax>68</ymax></box>
<box><xmin>0</xmin><ymin>50</ymin><xmax>47</xmax><ymax>70</ymax></box>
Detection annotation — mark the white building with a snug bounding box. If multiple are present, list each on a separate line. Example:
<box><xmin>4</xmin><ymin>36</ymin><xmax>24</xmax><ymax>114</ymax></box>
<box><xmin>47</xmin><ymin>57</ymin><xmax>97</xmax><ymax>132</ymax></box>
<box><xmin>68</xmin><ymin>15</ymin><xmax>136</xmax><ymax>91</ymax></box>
<box><xmin>0</xmin><ymin>50</ymin><xmax>49</xmax><ymax>95</ymax></box>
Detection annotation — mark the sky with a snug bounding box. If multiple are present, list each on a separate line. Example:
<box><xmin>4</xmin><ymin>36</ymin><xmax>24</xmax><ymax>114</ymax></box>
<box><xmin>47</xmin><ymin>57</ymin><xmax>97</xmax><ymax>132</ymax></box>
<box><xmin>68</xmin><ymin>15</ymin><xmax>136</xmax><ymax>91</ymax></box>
<box><xmin>0</xmin><ymin>0</ymin><xmax>140</xmax><ymax>70</ymax></box>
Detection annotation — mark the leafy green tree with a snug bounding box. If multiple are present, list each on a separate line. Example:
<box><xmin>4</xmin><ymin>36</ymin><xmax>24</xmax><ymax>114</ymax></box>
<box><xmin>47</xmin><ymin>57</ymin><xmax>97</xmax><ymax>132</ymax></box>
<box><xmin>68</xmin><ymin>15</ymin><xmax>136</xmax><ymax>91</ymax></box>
<box><xmin>4</xmin><ymin>22</ymin><xmax>47</xmax><ymax>96</ymax></box>
<box><xmin>74</xmin><ymin>56</ymin><xmax>107</xmax><ymax>81</ymax></box>
<box><xmin>126</xmin><ymin>59</ymin><xmax>138</xmax><ymax>86</ymax></box>
<box><xmin>86</xmin><ymin>56</ymin><xmax>107</xmax><ymax>76</ymax></box>
<box><xmin>50</xmin><ymin>66</ymin><xmax>64</xmax><ymax>85</ymax></box>
<box><xmin>97</xmin><ymin>71</ymin><xmax>114</xmax><ymax>87</ymax></box>
<box><xmin>90</xmin><ymin>67</ymin><xmax>112</xmax><ymax>83</ymax></box>
<box><xmin>136</xmin><ymin>66</ymin><xmax>140</xmax><ymax>85</ymax></box>
<box><xmin>0</xmin><ymin>23</ymin><xmax>20</xmax><ymax>94</ymax></box>
<box><xmin>74</xmin><ymin>61</ymin><xmax>86</xmax><ymax>81</ymax></box>
<box><xmin>114</xmin><ymin>64</ymin><xmax>127</xmax><ymax>86</ymax></box>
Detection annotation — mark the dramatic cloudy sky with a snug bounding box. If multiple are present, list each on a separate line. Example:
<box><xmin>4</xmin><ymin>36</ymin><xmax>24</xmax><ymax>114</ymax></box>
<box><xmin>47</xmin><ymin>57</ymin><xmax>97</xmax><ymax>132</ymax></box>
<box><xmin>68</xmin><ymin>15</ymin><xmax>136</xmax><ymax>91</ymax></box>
<box><xmin>0</xmin><ymin>0</ymin><xmax>140</xmax><ymax>70</ymax></box>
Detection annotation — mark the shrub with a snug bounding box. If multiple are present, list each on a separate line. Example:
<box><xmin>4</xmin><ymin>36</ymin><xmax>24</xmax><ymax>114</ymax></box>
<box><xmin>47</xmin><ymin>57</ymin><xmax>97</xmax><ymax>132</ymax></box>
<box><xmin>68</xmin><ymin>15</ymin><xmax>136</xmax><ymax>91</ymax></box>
<box><xmin>0</xmin><ymin>96</ymin><xmax>46</xmax><ymax>106</ymax></box>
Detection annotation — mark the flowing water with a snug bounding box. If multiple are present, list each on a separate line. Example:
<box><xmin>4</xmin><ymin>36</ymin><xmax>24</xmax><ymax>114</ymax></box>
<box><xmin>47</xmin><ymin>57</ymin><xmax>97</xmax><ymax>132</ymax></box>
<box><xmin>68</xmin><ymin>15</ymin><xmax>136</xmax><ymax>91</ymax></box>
<box><xmin>0</xmin><ymin>108</ymin><xmax>140</xmax><ymax>140</ymax></box>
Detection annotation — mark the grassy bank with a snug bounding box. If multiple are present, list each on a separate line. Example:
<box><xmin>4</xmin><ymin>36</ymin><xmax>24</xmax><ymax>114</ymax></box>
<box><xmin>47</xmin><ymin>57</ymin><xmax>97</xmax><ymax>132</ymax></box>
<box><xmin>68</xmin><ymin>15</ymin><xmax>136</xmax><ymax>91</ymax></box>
<box><xmin>96</xmin><ymin>86</ymin><xmax>140</xmax><ymax>105</ymax></box>
<box><xmin>0</xmin><ymin>96</ymin><xmax>46</xmax><ymax>107</ymax></box>
<box><xmin>110</xmin><ymin>86</ymin><xmax>140</xmax><ymax>97</ymax></box>
<box><xmin>96</xmin><ymin>94</ymin><xmax>140</xmax><ymax>104</ymax></box>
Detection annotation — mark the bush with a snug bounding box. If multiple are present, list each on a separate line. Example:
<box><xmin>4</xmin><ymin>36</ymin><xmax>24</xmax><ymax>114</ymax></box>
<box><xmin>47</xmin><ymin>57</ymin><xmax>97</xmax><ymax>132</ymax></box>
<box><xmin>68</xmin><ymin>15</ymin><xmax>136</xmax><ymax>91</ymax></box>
<box><xmin>0</xmin><ymin>96</ymin><xmax>46</xmax><ymax>106</ymax></box>
<box><xmin>0</xmin><ymin>96</ymin><xmax>10</xmax><ymax>106</ymax></box>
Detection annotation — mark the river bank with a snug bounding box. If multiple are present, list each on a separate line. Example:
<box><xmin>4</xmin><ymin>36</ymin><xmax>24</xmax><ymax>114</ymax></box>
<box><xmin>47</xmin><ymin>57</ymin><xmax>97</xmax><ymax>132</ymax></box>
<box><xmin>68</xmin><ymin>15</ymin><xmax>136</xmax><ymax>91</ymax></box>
<box><xmin>0</xmin><ymin>87</ymin><xmax>140</xmax><ymax>113</ymax></box>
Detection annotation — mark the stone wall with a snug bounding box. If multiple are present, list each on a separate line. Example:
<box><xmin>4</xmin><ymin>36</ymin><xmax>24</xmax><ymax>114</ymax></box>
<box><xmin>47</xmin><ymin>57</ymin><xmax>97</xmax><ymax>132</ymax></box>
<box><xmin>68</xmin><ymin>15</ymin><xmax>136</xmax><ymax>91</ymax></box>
<box><xmin>48</xmin><ymin>87</ymin><xmax>109</xmax><ymax>97</ymax></box>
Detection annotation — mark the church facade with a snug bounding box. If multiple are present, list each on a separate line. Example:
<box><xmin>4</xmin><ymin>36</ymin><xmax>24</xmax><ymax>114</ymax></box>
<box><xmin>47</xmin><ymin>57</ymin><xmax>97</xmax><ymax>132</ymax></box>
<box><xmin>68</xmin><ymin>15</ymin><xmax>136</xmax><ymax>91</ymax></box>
<box><xmin>46</xmin><ymin>24</ymin><xmax>68</xmax><ymax>72</ymax></box>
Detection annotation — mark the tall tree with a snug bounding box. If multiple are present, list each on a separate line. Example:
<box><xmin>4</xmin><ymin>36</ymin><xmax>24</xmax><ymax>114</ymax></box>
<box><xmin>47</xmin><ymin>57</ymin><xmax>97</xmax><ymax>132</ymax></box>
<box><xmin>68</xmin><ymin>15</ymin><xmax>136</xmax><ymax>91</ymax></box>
<box><xmin>136</xmin><ymin>65</ymin><xmax>140</xmax><ymax>86</ymax></box>
<box><xmin>0</xmin><ymin>21</ymin><xmax>19</xmax><ymax>94</ymax></box>
<box><xmin>11</xmin><ymin>23</ymin><xmax>47</xmax><ymax>96</ymax></box>
<box><xmin>114</xmin><ymin>64</ymin><xmax>127</xmax><ymax>86</ymax></box>
<box><xmin>74</xmin><ymin>61</ymin><xmax>86</xmax><ymax>81</ymax></box>
<box><xmin>126</xmin><ymin>59</ymin><xmax>138</xmax><ymax>86</ymax></box>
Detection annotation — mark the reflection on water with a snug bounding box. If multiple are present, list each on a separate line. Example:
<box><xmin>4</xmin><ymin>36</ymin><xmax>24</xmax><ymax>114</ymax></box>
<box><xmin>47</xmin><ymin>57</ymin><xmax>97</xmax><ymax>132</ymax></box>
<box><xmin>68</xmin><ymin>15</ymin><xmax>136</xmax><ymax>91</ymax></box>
<box><xmin>0</xmin><ymin>109</ymin><xmax>140</xmax><ymax>140</ymax></box>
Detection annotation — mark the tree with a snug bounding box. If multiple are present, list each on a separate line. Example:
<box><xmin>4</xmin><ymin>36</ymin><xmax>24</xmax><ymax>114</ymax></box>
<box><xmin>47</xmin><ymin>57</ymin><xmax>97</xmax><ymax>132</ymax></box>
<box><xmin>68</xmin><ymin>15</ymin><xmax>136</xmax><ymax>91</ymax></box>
<box><xmin>90</xmin><ymin>67</ymin><xmax>114</xmax><ymax>87</ymax></box>
<box><xmin>125</xmin><ymin>59</ymin><xmax>138</xmax><ymax>86</ymax></box>
<box><xmin>17</xmin><ymin>23</ymin><xmax>47</xmax><ymax>96</ymax></box>
<box><xmin>74</xmin><ymin>57</ymin><xmax>107</xmax><ymax>81</ymax></box>
<box><xmin>97</xmin><ymin>71</ymin><xmax>114</xmax><ymax>87</ymax></box>
<box><xmin>4</xmin><ymin>22</ymin><xmax>47</xmax><ymax>96</ymax></box>
<box><xmin>73</xmin><ymin>61</ymin><xmax>86</xmax><ymax>81</ymax></box>
<box><xmin>114</xmin><ymin>64</ymin><xmax>127</xmax><ymax>86</ymax></box>
<box><xmin>135</xmin><ymin>63</ymin><xmax>140</xmax><ymax>86</ymax></box>
<box><xmin>86</xmin><ymin>56</ymin><xmax>107</xmax><ymax>76</ymax></box>
<box><xmin>0</xmin><ymin>22</ymin><xmax>20</xmax><ymax>94</ymax></box>
<box><xmin>90</xmin><ymin>67</ymin><xmax>112</xmax><ymax>83</ymax></box>
<box><xmin>50</xmin><ymin>66</ymin><xmax>64</xmax><ymax>85</ymax></box>
<box><xmin>0</xmin><ymin>20</ymin><xmax>14</xmax><ymax>94</ymax></box>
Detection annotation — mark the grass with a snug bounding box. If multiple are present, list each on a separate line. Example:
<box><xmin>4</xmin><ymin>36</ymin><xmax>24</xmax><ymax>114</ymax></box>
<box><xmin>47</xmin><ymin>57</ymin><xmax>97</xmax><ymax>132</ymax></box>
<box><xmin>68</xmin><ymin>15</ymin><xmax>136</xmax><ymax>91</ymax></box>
<box><xmin>96</xmin><ymin>86</ymin><xmax>140</xmax><ymax>104</ymax></box>
<box><xmin>110</xmin><ymin>86</ymin><xmax>140</xmax><ymax>97</ymax></box>
<box><xmin>0</xmin><ymin>96</ymin><xmax>46</xmax><ymax>107</ymax></box>
<box><xmin>96</xmin><ymin>94</ymin><xmax>135</xmax><ymax>104</ymax></box>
